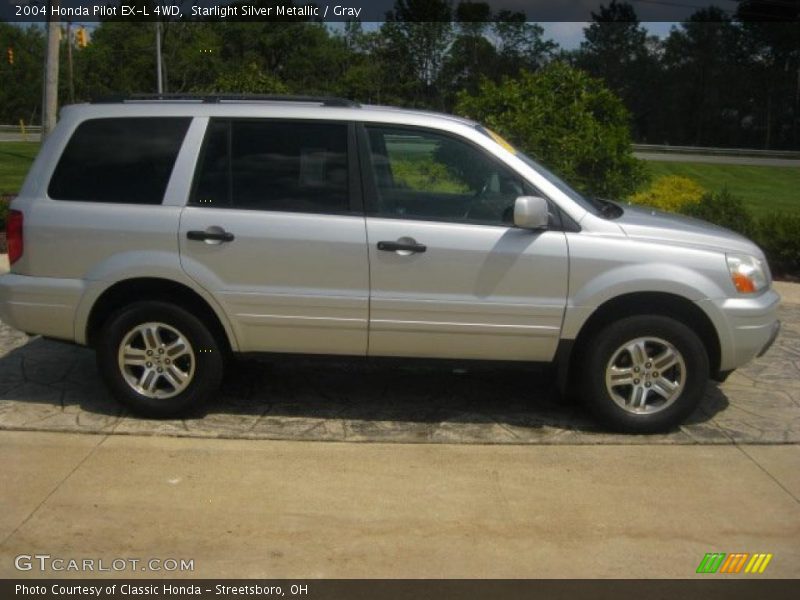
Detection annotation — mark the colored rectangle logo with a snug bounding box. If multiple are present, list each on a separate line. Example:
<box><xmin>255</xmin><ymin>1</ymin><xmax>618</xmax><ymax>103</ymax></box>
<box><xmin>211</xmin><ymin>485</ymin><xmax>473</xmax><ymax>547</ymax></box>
<box><xmin>697</xmin><ymin>552</ymin><xmax>772</xmax><ymax>574</ymax></box>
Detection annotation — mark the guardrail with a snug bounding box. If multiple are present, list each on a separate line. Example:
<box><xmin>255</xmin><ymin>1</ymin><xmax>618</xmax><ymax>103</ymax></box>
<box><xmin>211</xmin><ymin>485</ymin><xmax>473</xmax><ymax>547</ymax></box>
<box><xmin>633</xmin><ymin>144</ymin><xmax>800</xmax><ymax>159</ymax></box>
<box><xmin>0</xmin><ymin>124</ymin><xmax>42</xmax><ymax>133</ymax></box>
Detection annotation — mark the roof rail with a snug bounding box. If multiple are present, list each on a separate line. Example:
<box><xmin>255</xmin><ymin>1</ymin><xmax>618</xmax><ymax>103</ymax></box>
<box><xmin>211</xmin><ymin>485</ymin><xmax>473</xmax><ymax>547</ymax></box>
<box><xmin>91</xmin><ymin>93</ymin><xmax>360</xmax><ymax>108</ymax></box>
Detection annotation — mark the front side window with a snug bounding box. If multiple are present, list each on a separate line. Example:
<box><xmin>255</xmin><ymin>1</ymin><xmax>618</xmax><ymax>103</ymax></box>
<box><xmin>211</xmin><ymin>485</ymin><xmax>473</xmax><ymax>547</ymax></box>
<box><xmin>48</xmin><ymin>117</ymin><xmax>190</xmax><ymax>204</ymax></box>
<box><xmin>192</xmin><ymin>119</ymin><xmax>349</xmax><ymax>214</ymax></box>
<box><xmin>365</xmin><ymin>126</ymin><xmax>531</xmax><ymax>225</ymax></box>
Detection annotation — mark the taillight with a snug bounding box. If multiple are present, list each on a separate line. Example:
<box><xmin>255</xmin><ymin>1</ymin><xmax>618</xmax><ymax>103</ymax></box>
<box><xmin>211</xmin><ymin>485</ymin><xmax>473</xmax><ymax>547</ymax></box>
<box><xmin>6</xmin><ymin>209</ymin><xmax>23</xmax><ymax>265</ymax></box>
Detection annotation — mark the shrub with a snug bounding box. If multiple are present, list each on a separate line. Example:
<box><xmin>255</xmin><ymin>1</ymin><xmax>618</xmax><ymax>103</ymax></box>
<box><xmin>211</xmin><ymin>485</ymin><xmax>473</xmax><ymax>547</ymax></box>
<box><xmin>683</xmin><ymin>188</ymin><xmax>756</xmax><ymax>238</ymax></box>
<box><xmin>755</xmin><ymin>212</ymin><xmax>800</xmax><ymax>278</ymax></box>
<box><xmin>629</xmin><ymin>175</ymin><xmax>706</xmax><ymax>214</ymax></box>
<box><xmin>455</xmin><ymin>62</ymin><xmax>647</xmax><ymax>199</ymax></box>
<box><xmin>0</xmin><ymin>195</ymin><xmax>10</xmax><ymax>231</ymax></box>
<box><xmin>391</xmin><ymin>158</ymin><xmax>469</xmax><ymax>194</ymax></box>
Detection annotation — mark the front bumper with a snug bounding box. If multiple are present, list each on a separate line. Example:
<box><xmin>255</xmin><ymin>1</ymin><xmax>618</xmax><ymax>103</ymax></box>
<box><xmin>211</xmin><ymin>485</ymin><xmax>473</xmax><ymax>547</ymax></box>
<box><xmin>757</xmin><ymin>319</ymin><xmax>781</xmax><ymax>357</ymax></box>
<box><xmin>698</xmin><ymin>288</ymin><xmax>781</xmax><ymax>372</ymax></box>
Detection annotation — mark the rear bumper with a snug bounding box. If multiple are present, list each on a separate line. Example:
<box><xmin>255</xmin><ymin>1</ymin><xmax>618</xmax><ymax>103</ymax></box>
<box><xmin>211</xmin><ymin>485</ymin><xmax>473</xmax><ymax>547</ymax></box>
<box><xmin>698</xmin><ymin>288</ymin><xmax>781</xmax><ymax>372</ymax></box>
<box><xmin>0</xmin><ymin>273</ymin><xmax>84</xmax><ymax>342</ymax></box>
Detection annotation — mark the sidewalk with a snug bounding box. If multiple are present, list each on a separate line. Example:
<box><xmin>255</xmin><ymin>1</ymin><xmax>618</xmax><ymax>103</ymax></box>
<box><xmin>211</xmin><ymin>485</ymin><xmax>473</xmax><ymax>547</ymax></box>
<box><xmin>1</xmin><ymin>430</ymin><xmax>798</xmax><ymax>578</ymax></box>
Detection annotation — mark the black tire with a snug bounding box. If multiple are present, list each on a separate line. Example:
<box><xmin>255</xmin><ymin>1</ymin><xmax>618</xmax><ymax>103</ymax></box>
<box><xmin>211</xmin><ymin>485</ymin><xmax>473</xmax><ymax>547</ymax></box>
<box><xmin>96</xmin><ymin>301</ymin><xmax>224</xmax><ymax>418</ymax></box>
<box><xmin>580</xmin><ymin>315</ymin><xmax>709</xmax><ymax>433</ymax></box>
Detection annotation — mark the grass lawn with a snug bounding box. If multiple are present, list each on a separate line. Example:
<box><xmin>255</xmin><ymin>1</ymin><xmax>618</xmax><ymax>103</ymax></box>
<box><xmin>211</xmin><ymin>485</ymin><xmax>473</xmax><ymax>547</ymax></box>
<box><xmin>645</xmin><ymin>161</ymin><xmax>800</xmax><ymax>217</ymax></box>
<box><xmin>0</xmin><ymin>142</ymin><xmax>39</xmax><ymax>196</ymax></box>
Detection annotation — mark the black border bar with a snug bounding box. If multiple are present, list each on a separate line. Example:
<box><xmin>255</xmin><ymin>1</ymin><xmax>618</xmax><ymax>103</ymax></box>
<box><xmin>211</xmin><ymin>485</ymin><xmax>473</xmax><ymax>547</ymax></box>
<box><xmin>3</xmin><ymin>579</ymin><xmax>800</xmax><ymax>600</ymax></box>
<box><xmin>3</xmin><ymin>0</ymin><xmax>799</xmax><ymax>24</ymax></box>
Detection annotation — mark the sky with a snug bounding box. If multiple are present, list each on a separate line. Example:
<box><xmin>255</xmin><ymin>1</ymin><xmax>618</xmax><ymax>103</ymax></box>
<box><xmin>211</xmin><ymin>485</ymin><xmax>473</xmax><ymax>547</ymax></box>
<box><xmin>333</xmin><ymin>21</ymin><xmax>680</xmax><ymax>51</ymax></box>
<box><xmin>540</xmin><ymin>21</ymin><xmax>676</xmax><ymax>49</ymax></box>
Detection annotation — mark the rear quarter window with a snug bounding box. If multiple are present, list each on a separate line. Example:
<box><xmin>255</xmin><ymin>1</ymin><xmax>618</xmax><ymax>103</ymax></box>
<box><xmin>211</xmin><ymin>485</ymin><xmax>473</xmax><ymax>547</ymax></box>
<box><xmin>48</xmin><ymin>117</ymin><xmax>191</xmax><ymax>204</ymax></box>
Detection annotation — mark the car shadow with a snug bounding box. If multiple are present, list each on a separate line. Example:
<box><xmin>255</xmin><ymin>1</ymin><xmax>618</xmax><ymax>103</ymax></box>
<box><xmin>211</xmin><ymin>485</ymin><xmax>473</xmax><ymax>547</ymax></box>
<box><xmin>0</xmin><ymin>337</ymin><xmax>729</xmax><ymax>437</ymax></box>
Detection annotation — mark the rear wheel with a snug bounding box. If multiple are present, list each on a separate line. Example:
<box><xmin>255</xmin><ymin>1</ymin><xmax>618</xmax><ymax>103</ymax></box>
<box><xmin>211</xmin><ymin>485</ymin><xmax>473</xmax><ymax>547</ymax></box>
<box><xmin>581</xmin><ymin>315</ymin><xmax>709</xmax><ymax>433</ymax></box>
<box><xmin>96</xmin><ymin>301</ymin><xmax>224</xmax><ymax>417</ymax></box>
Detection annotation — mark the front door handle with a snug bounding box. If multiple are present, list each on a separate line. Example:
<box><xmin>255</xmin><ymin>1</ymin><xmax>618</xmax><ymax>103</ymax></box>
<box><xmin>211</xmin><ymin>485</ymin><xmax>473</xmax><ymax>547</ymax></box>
<box><xmin>377</xmin><ymin>240</ymin><xmax>427</xmax><ymax>254</ymax></box>
<box><xmin>187</xmin><ymin>229</ymin><xmax>235</xmax><ymax>243</ymax></box>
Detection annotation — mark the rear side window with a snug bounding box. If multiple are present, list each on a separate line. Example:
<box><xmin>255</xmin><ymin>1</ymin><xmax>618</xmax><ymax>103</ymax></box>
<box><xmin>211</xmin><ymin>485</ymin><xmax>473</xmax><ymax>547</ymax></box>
<box><xmin>191</xmin><ymin>119</ymin><xmax>349</xmax><ymax>214</ymax></box>
<box><xmin>48</xmin><ymin>117</ymin><xmax>190</xmax><ymax>204</ymax></box>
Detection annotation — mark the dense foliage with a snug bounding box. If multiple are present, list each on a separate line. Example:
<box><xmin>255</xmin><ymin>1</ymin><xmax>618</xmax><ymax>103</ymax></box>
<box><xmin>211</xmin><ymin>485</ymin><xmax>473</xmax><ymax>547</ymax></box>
<box><xmin>683</xmin><ymin>188</ymin><xmax>756</xmax><ymax>238</ymax></box>
<box><xmin>756</xmin><ymin>213</ymin><xmax>800</xmax><ymax>277</ymax></box>
<box><xmin>456</xmin><ymin>63</ymin><xmax>647</xmax><ymax>198</ymax></box>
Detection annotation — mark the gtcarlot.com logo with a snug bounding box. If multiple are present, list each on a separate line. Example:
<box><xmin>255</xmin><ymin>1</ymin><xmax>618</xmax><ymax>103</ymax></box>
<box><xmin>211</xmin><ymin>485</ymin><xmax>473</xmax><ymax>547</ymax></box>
<box><xmin>14</xmin><ymin>554</ymin><xmax>194</xmax><ymax>573</ymax></box>
<box><xmin>696</xmin><ymin>552</ymin><xmax>773</xmax><ymax>574</ymax></box>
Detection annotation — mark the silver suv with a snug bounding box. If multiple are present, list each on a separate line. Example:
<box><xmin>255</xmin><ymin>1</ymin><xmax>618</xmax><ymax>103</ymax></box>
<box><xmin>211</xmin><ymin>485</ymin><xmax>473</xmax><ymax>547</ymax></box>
<box><xmin>0</xmin><ymin>95</ymin><xmax>781</xmax><ymax>432</ymax></box>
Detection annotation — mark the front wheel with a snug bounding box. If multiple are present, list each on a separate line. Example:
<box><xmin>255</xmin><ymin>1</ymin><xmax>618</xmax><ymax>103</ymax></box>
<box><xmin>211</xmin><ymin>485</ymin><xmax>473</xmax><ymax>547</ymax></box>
<box><xmin>96</xmin><ymin>301</ymin><xmax>224</xmax><ymax>417</ymax></box>
<box><xmin>581</xmin><ymin>315</ymin><xmax>709</xmax><ymax>433</ymax></box>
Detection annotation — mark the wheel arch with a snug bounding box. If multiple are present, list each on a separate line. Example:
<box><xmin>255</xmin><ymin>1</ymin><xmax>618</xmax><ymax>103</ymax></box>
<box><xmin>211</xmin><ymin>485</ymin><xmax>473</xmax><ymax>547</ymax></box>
<box><xmin>558</xmin><ymin>291</ymin><xmax>722</xmax><ymax>394</ymax></box>
<box><xmin>85</xmin><ymin>277</ymin><xmax>236</xmax><ymax>355</ymax></box>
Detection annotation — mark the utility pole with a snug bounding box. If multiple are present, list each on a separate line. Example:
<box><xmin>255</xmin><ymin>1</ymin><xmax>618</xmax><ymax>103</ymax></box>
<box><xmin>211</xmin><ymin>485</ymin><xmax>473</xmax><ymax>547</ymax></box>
<box><xmin>42</xmin><ymin>0</ymin><xmax>61</xmax><ymax>139</ymax></box>
<box><xmin>66</xmin><ymin>21</ymin><xmax>74</xmax><ymax>104</ymax></box>
<box><xmin>156</xmin><ymin>21</ymin><xmax>163</xmax><ymax>94</ymax></box>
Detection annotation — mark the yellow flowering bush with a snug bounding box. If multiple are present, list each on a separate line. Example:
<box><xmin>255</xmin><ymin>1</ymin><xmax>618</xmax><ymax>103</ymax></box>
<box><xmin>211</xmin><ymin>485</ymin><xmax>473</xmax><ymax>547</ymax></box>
<box><xmin>628</xmin><ymin>175</ymin><xmax>706</xmax><ymax>213</ymax></box>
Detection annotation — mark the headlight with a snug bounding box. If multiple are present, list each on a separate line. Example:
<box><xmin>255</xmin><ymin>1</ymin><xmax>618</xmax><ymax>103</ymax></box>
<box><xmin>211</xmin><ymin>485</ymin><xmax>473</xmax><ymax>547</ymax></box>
<box><xmin>726</xmin><ymin>254</ymin><xmax>769</xmax><ymax>294</ymax></box>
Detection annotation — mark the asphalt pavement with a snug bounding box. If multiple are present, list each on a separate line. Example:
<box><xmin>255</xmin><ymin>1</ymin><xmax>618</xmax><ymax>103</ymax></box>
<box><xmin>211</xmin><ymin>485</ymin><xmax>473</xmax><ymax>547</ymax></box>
<box><xmin>633</xmin><ymin>152</ymin><xmax>800</xmax><ymax>167</ymax></box>
<box><xmin>0</xmin><ymin>133</ymin><xmax>40</xmax><ymax>143</ymax></box>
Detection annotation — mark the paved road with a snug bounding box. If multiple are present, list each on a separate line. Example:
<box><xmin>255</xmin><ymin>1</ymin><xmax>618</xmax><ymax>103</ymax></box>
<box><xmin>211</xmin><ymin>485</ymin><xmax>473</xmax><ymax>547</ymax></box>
<box><xmin>634</xmin><ymin>151</ymin><xmax>800</xmax><ymax>167</ymax></box>
<box><xmin>0</xmin><ymin>133</ymin><xmax>40</xmax><ymax>143</ymax></box>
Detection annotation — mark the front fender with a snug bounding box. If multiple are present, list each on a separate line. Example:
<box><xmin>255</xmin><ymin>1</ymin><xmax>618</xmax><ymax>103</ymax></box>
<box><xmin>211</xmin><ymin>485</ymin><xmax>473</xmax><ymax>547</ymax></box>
<box><xmin>562</xmin><ymin>234</ymin><xmax>732</xmax><ymax>340</ymax></box>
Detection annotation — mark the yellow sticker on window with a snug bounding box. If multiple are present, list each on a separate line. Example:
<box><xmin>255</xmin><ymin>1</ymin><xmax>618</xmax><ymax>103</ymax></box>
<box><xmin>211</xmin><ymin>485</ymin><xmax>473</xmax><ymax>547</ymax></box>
<box><xmin>485</xmin><ymin>128</ymin><xmax>517</xmax><ymax>154</ymax></box>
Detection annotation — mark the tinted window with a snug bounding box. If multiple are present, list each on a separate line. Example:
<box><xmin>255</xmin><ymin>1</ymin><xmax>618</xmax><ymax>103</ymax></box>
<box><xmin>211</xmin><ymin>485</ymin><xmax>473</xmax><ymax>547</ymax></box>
<box><xmin>49</xmin><ymin>118</ymin><xmax>190</xmax><ymax>204</ymax></box>
<box><xmin>192</xmin><ymin>120</ymin><xmax>349</xmax><ymax>214</ymax></box>
<box><xmin>366</xmin><ymin>126</ymin><xmax>530</xmax><ymax>226</ymax></box>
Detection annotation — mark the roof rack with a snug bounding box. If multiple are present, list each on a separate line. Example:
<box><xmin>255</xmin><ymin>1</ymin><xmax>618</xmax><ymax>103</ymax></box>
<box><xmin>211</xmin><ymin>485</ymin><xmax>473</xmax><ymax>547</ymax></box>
<box><xmin>91</xmin><ymin>94</ymin><xmax>360</xmax><ymax>108</ymax></box>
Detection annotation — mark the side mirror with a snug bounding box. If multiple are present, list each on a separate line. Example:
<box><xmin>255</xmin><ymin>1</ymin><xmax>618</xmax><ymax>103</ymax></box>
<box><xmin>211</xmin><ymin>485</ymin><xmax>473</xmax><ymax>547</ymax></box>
<box><xmin>513</xmin><ymin>196</ymin><xmax>549</xmax><ymax>230</ymax></box>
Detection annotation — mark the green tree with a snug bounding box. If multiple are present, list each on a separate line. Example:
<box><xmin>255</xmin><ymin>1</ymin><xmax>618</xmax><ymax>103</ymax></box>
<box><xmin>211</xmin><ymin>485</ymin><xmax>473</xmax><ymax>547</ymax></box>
<box><xmin>212</xmin><ymin>62</ymin><xmax>288</xmax><ymax>94</ymax></box>
<box><xmin>661</xmin><ymin>9</ymin><xmax>745</xmax><ymax>146</ymax></box>
<box><xmin>280</xmin><ymin>24</ymin><xmax>352</xmax><ymax>95</ymax></box>
<box><xmin>438</xmin><ymin>3</ymin><xmax>498</xmax><ymax>107</ymax></box>
<box><xmin>0</xmin><ymin>23</ymin><xmax>44</xmax><ymax>124</ymax></box>
<box><xmin>574</xmin><ymin>1</ymin><xmax>662</xmax><ymax>142</ymax></box>
<box><xmin>336</xmin><ymin>24</ymin><xmax>398</xmax><ymax>104</ymax></box>
<box><xmin>455</xmin><ymin>62</ymin><xmax>647</xmax><ymax>198</ymax></box>
<box><xmin>74</xmin><ymin>22</ymin><xmax>156</xmax><ymax>98</ymax></box>
<box><xmin>381</xmin><ymin>0</ymin><xmax>454</xmax><ymax>107</ymax></box>
<box><xmin>736</xmin><ymin>0</ymin><xmax>800</xmax><ymax>149</ymax></box>
<box><xmin>491</xmin><ymin>11</ymin><xmax>557</xmax><ymax>78</ymax></box>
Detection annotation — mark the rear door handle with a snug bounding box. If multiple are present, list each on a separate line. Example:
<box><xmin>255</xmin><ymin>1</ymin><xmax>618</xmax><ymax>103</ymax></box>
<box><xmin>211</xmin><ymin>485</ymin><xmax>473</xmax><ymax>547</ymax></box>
<box><xmin>377</xmin><ymin>240</ymin><xmax>427</xmax><ymax>254</ymax></box>
<box><xmin>187</xmin><ymin>230</ymin><xmax>235</xmax><ymax>243</ymax></box>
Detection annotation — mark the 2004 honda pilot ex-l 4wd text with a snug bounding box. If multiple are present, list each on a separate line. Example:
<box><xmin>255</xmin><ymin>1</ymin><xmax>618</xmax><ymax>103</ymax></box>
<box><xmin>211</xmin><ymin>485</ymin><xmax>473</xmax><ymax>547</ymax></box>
<box><xmin>0</xmin><ymin>95</ymin><xmax>781</xmax><ymax>433</ymax></box>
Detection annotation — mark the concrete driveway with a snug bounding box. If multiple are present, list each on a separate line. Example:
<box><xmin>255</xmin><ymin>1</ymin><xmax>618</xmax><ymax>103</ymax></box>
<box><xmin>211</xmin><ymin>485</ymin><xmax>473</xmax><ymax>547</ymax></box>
<box><xmin>1</xmin><ymin>431</ymin><xmax>798</xmax><ymax>578</ymax></box>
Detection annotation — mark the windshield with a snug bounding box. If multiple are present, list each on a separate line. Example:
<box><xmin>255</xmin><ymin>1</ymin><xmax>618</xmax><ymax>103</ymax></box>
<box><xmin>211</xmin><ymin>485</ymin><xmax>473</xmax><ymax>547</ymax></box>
<box><xmin>477</xmin><ymin>126</ymin><xmax>607</xmax><ymax>216</ymax></box>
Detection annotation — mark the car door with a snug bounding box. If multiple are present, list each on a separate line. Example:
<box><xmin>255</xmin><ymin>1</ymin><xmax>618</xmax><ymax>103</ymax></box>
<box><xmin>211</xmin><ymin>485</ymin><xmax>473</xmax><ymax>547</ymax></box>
<box><xmin>360</xmin><ymin>124</ymin><xmax>569</xmax><ymax>361</ymax></box>
<box><xmin>179</xmin><ymin>118</ymin><xmax>369</xmax><ymax>355</ymax></box>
